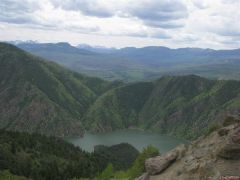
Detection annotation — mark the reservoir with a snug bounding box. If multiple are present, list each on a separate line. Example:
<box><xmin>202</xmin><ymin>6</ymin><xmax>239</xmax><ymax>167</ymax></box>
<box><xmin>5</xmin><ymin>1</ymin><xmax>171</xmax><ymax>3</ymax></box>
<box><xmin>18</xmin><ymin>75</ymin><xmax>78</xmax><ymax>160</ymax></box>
<box><xmin>66</xmin><ymin>129</ymin><xmax>186</xmax><ymax>153</ymax></box>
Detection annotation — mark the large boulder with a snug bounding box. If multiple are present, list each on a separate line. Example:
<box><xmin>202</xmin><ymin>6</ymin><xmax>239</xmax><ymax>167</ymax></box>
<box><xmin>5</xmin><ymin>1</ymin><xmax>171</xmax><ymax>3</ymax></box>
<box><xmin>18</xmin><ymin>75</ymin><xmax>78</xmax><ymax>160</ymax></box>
<box><xmin>145</xmin><ymin>145</ymin><xmax>186</xmax><ymax>175</ymax></box>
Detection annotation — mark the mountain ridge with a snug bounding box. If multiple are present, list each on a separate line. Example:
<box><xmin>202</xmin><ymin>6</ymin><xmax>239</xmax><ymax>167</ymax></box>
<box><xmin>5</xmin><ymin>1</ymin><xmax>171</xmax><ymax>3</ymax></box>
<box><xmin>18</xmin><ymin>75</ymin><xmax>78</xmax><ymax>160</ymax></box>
<box><xmin>1</xmin><ymin>43</ymin><xmax>240</xmax><ymax>140</ymax></box>
<box><xmin>13</xmin><ymin>41</ymin><xmax>240</xmax><ymax>81</ymax></box>
<box><xmin>0</xmin><ymin>43</ymin><xmax>120</xmax><ymax>137</ymax></box>
<box><xmin>85</xmin><ymin>75</ymin><xmax>240</xmax><ymax>139</ymax></box>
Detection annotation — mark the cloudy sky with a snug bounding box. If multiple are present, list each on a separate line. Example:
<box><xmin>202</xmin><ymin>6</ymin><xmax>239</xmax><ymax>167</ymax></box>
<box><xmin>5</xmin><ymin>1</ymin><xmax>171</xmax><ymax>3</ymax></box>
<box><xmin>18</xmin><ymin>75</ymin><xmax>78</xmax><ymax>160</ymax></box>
<box><xmin>0</xmin><ymin>0</ymin><xmax>239</xmax><ymax>49</ymax></box>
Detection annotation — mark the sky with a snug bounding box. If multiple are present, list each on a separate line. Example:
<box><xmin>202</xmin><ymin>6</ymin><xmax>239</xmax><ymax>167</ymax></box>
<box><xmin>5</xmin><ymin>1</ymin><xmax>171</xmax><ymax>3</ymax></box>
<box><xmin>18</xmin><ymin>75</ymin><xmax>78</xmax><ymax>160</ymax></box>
<box><xmin>0</xmin><ymin>0</ymin><xmax>240</xmax><ymax>49</ymax></box>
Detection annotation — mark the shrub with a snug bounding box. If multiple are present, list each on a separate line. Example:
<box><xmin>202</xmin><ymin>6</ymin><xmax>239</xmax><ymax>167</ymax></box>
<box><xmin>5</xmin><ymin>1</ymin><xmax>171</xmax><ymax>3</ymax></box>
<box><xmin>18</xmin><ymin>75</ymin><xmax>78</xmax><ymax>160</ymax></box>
<box><xmin>126</xmin><ymin>145</ymin><xmax>159</xmax><ymax>179</ymax></box>
<box><xmin>94</xmin><ymin>164</ymin><xmax>114</xmax><ymax>180</ymax></box>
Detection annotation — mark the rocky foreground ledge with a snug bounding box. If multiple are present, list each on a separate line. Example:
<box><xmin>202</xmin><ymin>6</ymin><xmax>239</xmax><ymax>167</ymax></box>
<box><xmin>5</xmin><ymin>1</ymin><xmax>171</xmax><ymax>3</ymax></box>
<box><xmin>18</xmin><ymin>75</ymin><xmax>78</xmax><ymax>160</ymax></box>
<box><xmin>138</xmin><ymin>118</ymin><xmax>240</xmax><ymax>180</ymax></box>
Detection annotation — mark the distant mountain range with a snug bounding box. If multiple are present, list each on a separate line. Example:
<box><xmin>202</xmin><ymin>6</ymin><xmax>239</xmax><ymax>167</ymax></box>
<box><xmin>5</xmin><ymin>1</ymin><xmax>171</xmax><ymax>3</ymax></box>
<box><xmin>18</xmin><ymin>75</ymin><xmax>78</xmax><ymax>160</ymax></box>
<box><xmin>81</xmin><ymin>44</ymin><xmax>240</xmax><ymax>63</ymax></box>
<box><xmin>1</xmin><ymin>42</ymin><xmax>240</xmax><ymax>139</ymax></box>
<box><xmin>9</xmin><ymin>41</ymin><xmax>240</xmax><ymax>81</ymax></box>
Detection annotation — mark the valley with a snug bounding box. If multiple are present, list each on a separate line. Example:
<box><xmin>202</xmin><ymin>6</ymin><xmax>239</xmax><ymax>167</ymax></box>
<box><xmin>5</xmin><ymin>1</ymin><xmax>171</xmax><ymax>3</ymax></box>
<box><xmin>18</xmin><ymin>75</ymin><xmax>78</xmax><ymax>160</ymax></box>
<box><xmin>1</xmin><ymin>42</ymin><xmax>240</xmax><ymax>140</ymax></box>
<box><xmin>1</xmin><ymin>0</ymin><xmax>240</xmax><ymax>179</ymax></box>
<box><xmin>0</xmin><ymin>42</ymin><xmax>240</xmax><ymax>180</ymax></box>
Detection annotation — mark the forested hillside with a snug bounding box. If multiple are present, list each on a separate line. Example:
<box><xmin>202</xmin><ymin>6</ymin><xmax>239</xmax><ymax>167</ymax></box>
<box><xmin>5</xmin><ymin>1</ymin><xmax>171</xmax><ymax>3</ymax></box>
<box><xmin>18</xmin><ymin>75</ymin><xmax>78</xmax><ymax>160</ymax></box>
<box><xmin>0</xmin><ymin>130</ymin><xmax>139</xmax><ymax>180</ymax></box>
<box><xmin>85</xmin><ymin>75</ymin><xmax>240</xmax><ymax>139</ymax></box>
<box><xmin>0</xmin><ymin>43</ymin><xmax>121</xmax><ymax>137</ymax></box>
<box><xmin>1</xmin><ymin>43</ymin><xmax>240</xmax><ymax>140</ymax></box>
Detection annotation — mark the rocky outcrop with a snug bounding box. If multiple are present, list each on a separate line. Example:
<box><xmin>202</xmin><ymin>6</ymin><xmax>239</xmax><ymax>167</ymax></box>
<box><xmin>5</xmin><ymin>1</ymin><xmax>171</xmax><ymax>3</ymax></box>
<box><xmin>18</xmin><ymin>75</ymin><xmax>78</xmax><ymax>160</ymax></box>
<box><xmin>145</xmin><ymin>145</ymin><xmax>186</xmax><ymax>175</ymax></box>
<box><xmin>217</xmin><ymin>124</ymin><xmax>240</xmax><ymax>160</ymax></box>
<box><xmin>139</xmin><ymin>118</ymin><xmax>240</xmax><ymax>180</ymax></box>
<box><xmin>145</xmin><ymin>155</ymin><xmax>176</xmax><ymax>175</ymax></box>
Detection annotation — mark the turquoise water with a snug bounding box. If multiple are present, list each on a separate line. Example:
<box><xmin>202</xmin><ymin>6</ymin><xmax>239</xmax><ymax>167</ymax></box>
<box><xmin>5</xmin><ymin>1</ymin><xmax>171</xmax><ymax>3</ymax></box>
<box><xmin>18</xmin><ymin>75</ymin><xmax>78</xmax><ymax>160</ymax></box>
<box><xmin>65</xmin><ymin>129</ymin><xmax>186</xmax><ymax>153</ymax></box>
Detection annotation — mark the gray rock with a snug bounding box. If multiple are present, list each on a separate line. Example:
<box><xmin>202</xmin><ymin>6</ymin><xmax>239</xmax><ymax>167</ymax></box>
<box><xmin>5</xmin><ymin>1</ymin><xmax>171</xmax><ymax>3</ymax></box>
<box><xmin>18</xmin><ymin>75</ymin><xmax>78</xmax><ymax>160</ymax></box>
<box><xmin>145</xmin><ymin>149</ymin><xmax>179</xmax><ymax>175</ymax></box>
<box><xmin>184</xmin><ymin>160</ymin><xmax>199</xmax><ymax>172</ymax></box>
<box><xmin>144</xmin><ymin>122</ymin><xmax>240</xmax><ymax>180</ymax></box>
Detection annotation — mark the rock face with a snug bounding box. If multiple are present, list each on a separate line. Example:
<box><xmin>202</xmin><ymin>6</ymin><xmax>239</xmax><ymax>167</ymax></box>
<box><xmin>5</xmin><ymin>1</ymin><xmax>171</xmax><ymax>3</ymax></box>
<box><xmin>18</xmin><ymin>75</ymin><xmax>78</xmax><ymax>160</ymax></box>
<box><xmin>140</xmin><ymin>119</ymin><xmax>240</xmax><ymax>180</ymax></box>
<box><xmin>217</xmin><ymin>124</ymin><xmax>240</xmax><ymax>160</ymax></box>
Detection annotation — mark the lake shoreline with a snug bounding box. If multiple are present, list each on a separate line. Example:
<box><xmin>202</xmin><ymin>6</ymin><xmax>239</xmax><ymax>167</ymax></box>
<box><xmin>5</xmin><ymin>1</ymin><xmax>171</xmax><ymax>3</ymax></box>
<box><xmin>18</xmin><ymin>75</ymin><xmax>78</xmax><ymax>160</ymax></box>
<box><xmin>65</xmin><ymin>129</ymin><xmax>187</xmax><ymax>153</ymax></box>
<box><xmin>67</xmin><ymin>128</ymin><xmax>187</xmax><ymax>143</ymax></box>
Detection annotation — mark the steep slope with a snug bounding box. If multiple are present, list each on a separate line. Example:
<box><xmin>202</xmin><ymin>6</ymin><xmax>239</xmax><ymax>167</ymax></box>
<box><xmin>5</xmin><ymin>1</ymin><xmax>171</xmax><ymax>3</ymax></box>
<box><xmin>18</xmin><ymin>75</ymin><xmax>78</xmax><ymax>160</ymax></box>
<box><xmin>139</xmin><ymin>76</ymin><xmax>240</xmax><ymax>138</ymax></box>
<box><xmin>86</xmin><ymin>75</ymin><xmax>240</xmax><ymax>139</ymax></box>
<box><xmin>0</xmin><ymin>43</ymin><xmax>118</xmax><ymax>136</ymax></box>
<box><xmin>84</xmin><ymin>82</ymin><xmax>154</xmax><ymax>132</ymax></box>
<box><xmin>141</xmin><ymin>117</ymin><xmax>240</xmax><ymax>180</ymax></box>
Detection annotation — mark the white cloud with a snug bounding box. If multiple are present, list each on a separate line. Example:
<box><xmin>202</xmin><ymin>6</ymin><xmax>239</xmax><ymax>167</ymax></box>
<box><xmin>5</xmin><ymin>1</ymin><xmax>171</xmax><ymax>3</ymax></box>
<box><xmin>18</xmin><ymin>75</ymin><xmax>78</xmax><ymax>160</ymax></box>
<box><xmin>50</xmin><ymin>0</ymin><xmax>116</xmax><ymax>17</ymax></box>
<box><xmin>0</xmin><ymin>0</ymin><xmax>239</xmax><ymax>49</ymax></box>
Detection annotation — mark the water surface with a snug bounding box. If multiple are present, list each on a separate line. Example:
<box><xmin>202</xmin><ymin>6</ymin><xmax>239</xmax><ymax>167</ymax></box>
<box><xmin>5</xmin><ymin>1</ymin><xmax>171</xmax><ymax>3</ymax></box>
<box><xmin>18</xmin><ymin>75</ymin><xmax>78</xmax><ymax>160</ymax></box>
<box><xmin>65</xmin><ymin>129</ymin><xmax>186</xmax><ymax>153</ymax></box>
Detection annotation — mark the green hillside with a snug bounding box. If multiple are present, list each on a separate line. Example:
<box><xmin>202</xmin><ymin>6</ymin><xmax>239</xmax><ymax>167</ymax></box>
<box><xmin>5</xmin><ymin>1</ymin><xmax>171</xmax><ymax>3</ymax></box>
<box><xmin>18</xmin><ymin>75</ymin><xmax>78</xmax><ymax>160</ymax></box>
<box><xmin>0</xmin><ymin>43</ymin><xmax>120</xmax><ymax>137</ymax></box>
<box><xmin>84</xmin><ymin>82</ymin><xmax>154</xmax><ymax>132</ymax></box>
<box><xmin>86</xmin><ymin>75</ymin><xmax>240</xmax><ymax>139</ymax></box>
<box><xmin>1</xmin><ymin>43</ymin><xmax>240</xmax><ymax>140</ymax></box>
